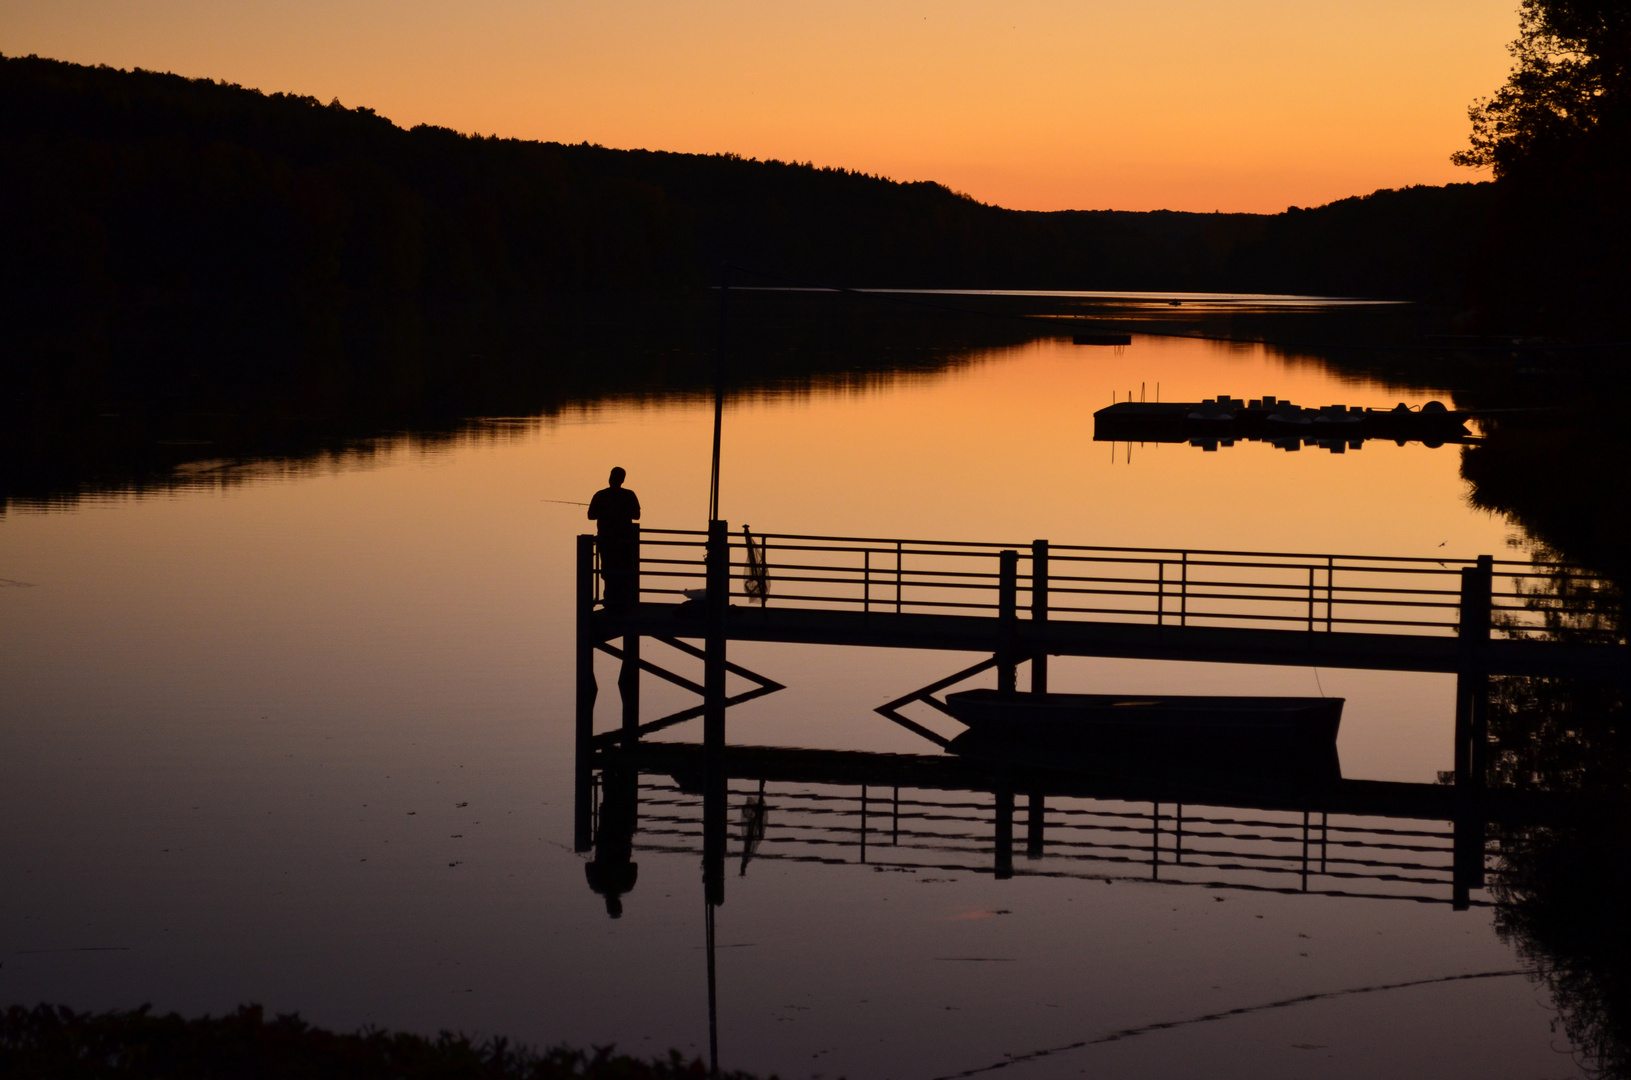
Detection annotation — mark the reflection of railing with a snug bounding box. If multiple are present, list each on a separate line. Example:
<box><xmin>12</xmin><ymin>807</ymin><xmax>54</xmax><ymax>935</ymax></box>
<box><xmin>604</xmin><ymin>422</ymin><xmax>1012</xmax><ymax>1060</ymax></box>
<box><xmin>634</xmin><ymin>529</ymin><xmax>1619</xmax><ymax>642</ymax></box>
<box><xmin>618</xmin><ymin>776</ymin><xmax>1494</xmax><ymax>906</ymax></box>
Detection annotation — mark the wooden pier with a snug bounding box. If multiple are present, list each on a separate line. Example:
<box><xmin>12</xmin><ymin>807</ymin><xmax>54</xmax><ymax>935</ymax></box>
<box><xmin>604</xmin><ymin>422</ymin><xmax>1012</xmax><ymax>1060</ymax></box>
<box><xmin>573</xmin><ymin>522</ymin><xmax>1626</xmax><ymax>910</ymax></box>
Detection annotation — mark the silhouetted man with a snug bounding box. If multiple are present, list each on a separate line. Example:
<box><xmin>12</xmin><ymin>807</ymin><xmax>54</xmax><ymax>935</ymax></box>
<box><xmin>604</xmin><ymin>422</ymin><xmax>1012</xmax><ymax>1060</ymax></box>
<box><xmin>588</xmin><ymin>466</ymin><xmax>641</xmax><ymax>608</ymax></box>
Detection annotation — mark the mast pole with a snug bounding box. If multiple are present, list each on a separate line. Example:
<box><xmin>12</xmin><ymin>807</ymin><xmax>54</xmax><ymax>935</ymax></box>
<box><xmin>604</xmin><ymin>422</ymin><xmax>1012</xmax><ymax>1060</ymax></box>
<box><xmin>709</xmin><ymin>264</ymin><xmax>728</xmax><ymax>523</ymax></box>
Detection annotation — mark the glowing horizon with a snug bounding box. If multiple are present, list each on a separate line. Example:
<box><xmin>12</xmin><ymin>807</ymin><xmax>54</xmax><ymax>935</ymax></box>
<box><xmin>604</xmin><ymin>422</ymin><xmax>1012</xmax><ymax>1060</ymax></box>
<box><xmin>2</xmin><ymin>0</ymin><xmax>1514</xmax><ymax>213</ymax></box>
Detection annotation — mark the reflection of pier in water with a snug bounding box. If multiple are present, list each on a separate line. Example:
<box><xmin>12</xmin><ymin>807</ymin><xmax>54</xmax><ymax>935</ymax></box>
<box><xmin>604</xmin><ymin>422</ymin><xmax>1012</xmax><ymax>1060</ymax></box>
<box><xmin>582</xmin><ymin>742</ymin><xmax>1559</xmax><ymax>913</ymax></box>
<box><xmin>573</xmin><ymin>525</ymin><xmax>1621</xmax><ymax>1072</ymax></box>
<box><xmin>574</xmin><ymin>526</ymin><xmax>1623</xmax><ymax>903</ymax></box>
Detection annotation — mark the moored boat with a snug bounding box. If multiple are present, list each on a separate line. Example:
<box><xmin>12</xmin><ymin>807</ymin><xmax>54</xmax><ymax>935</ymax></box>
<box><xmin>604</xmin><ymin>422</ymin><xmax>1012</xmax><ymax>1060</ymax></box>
<box><xmin>943</xmin><ymin>689</ymin><xmax>1343</xmax><ymax>778</ymax></box>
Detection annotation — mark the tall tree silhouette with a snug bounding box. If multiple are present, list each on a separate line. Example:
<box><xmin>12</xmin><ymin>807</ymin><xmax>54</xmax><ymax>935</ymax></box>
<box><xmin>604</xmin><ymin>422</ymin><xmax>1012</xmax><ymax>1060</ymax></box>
<box><xmin>1453</xmin><ymin>0</ymin><xmax>1630</xmax><ymax>177</ymax></box>
<box><xmin>1453</xmin><ymin>0</ymin><xmax>1631</xmax><ymax>330</ymax></box>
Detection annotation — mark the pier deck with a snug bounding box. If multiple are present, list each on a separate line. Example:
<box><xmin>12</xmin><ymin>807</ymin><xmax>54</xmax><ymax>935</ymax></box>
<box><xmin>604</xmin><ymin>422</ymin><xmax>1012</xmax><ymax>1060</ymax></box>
<box><xmin>592</xmin><ymin>600</ymin><xmax>1625</xmax><ymax>679</ymax></box>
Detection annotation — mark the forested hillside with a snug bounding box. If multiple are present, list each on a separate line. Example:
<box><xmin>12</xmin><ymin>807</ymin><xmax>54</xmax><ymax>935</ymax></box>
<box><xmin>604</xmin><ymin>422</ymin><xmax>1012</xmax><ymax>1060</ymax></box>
<box><xmin>1</xmin><ymin>53</ymin><xmax>1495</xmax><ymax>388</ymax></box>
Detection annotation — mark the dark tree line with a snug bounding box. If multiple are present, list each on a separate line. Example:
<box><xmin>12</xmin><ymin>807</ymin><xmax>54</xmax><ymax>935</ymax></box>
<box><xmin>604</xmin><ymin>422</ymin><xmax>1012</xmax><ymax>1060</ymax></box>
<box><xmin>0</xmin><ymin>52</ymin><xmax>1497</xmax><ymax>409</ymax></box>
<box><xmin>1453</xmin><ymin>0</ymin><xmax>1631</xmax><ymax>332</ymax></box>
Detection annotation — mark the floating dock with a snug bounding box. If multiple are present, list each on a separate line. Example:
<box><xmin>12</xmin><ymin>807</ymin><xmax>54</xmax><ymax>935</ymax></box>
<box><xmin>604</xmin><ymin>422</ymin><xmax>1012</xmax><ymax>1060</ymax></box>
<box><xmin>1094</xmin><ymin>395</ymin><xmax>1474</xmax><ymax>451</ymax></box>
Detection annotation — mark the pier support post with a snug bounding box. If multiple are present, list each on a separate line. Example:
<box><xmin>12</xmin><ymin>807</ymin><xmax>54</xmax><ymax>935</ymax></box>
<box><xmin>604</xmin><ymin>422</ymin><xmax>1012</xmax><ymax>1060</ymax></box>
<box><xmin>1450</xmin><ymin>556</ymin><xmax>1492</xmax><ymax>910</ymax></box>
<box><xmin>994</xmin><ymin>787</ymin><xmax>1015</xmax><ymax>880</ymax></box>
<box><xmin>1031</xmin><ymin>540</ymin><xmax>1049</xmax><ymax>693</ymax></box>
<box><xmin>998</xmin><ymin>550</ymin><xmax>1019</xmax><ymax>696</ymax></box>
<box><xmin>703</xmin><ymin>519</ymin><xmax>729</xmax><ymax>905</ymax></box>
<box><xmin>619</xmin><ymin>524</ymin><xmax>641</xmax><ymax>742</ymax></box>
<box><xmin>1455</xmin><ymin>556</ymin><xmax>1494</xmax><ymax>786</ymax></box>
<box><xmin>575</xmin><ymin>534</ymin><xmax>599</xmax><ymax>852</ymax></box>
<box><xmin>1451</xmin><ymin>788</ymin><xmax>1486</xmax><ymax>911</ymax></box>
<box><xmin>1026</xmin><ymin>791</ymin><xmax>1045</xmax><ymax>858</ymax></box>
<box><xmin>620</xmin><ymin>630</ymin><xmax>641</xmax><ymax>744</ymax></box>
<box><xmin>619</xmin><ymin>527</ymin><xmax>641</xmax><ymax>745</ymax></box>
<box><xmin>705</xmin><ymin>519</ymin><xmax>729</xmax><ymax>749</ymax></box>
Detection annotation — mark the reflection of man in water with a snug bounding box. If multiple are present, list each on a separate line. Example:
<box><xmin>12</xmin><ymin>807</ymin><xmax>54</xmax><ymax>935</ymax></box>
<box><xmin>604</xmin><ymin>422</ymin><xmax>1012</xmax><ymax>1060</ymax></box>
<box><xmin>584</xmin><ymin>760</ymin><xmax>639</xmax><ymax>918</ymax></box>
<box><xmin>588</xmin><ymin>467</ymin><xmax>641</xmax><ymax>607</ymax></box>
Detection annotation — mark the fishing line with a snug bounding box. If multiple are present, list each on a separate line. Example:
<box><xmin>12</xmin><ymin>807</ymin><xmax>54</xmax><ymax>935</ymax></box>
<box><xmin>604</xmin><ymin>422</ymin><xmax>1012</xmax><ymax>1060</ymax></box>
<box><xmin>1312</xmin><ymin>666</ymin><xmax>1328</xmax><ymax>697</ymax></box>
<box><xmin>931</xmin><ymin>968</ymin><xmax>1529</xmax><ymax>1080</ymax></box>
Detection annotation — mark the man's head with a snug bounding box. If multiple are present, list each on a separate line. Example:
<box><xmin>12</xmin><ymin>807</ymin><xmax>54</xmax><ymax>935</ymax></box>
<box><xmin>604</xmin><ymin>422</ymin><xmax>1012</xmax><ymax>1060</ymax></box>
<box><xmin>608</xmin><ymin>467</ymin><xmax>626</xmax><ymax>487</ymax></box>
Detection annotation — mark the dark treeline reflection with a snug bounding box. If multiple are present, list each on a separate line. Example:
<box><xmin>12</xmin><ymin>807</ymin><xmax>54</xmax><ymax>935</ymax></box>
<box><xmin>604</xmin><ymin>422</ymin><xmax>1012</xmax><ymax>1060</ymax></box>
<box><xmin>1490</xmin><ymin>672</ymin><xmax>1631</xmax><ymax>1077</ymax></box>
<box><xmin>1483</xmin><ymin>554</ymin><xmax>1630</xmax><ymax>1076</ymax></box>
<box><xmin>1445</xmin><ymin>333</ymin><xmax>1631</xmax><ymax>608</ymax></box>
<box><xmin>0</xmin><ymin>284</ymin><xmax>1479</xmax><ymax>511</ymax></box>
<box><xmin>1</xmin><ymin>290</ymin><xmax>1051</xmax><ymax>508</ymax></box>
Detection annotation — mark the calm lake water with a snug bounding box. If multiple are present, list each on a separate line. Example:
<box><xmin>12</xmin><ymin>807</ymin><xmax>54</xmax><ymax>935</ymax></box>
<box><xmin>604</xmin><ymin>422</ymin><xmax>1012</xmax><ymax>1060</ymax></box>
<box><xmin>0</xmin><ymin>326</ymin><xmax>1576</xmax><ymax>1078</ymax></box>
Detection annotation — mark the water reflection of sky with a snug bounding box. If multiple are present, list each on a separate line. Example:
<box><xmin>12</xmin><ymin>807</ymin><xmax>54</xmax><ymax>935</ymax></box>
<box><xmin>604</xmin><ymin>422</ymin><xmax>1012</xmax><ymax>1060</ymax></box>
<box><xmin>0</xmin><ymin>335</ymin><xmax>1566</xmax><ymax>1078</ymax></box>
<box><xmin>746</xmin><ymin>287</ymin><xmax>1410</xmax><ymax>309</ymax></box>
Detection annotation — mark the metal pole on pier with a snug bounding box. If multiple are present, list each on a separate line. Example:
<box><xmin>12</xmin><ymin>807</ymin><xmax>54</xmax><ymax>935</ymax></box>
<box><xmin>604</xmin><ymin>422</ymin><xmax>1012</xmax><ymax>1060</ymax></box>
<box><xmin>709</xmin><ymin>266</ymin><xmax>728</xmax><ymax>525</ymax></box>
<box><xmin>705</xmin><ymin>897</ymin><xmax>720</xmax><ymax>1076</ymax></box>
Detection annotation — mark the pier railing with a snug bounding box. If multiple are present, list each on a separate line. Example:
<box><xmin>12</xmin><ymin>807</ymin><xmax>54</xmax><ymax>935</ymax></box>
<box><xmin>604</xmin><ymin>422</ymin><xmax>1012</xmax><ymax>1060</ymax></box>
<box><xmin>630</xmin><ymin>528</ymin><xmax>1620</xmax><ymax>642</ymax></box>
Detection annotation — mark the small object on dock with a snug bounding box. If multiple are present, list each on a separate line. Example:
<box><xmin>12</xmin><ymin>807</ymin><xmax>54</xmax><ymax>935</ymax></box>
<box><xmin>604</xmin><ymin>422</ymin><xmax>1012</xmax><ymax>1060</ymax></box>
<box><xmin>1073</xmin><ymin>332</ymin><xmax>1132</xmax><ymax>346</ymax></box>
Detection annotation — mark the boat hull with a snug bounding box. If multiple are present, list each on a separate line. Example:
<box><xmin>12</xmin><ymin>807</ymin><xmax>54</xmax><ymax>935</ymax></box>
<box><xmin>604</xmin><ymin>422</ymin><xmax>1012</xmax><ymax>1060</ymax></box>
<box><xmin>943</xmin><ymin>689</ymin><xmax>1343</xmax><ymax>779</ymax></box>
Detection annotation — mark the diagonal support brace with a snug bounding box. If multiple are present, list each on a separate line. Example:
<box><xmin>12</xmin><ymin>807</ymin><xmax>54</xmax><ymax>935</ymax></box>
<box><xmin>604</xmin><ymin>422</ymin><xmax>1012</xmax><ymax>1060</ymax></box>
<box><xmin>873</xmin><ymin>656</ymin><xmax>1000</xmax><ymax>749</ymax></box>
<box><xmin>591</xmin><ymin>638</ymin><xmax>785</xmax><ymax>747</ymax></box>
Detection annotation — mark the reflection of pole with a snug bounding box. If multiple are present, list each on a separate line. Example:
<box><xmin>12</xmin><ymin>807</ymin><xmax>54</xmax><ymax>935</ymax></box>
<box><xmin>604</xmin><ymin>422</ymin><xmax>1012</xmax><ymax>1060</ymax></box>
<box><xmin>575</xmin><ymin>534</ymin><xmax>598</xmax><ymax>852</ymax></box>
<box><xmin>705</xmin><ymin>898</ymin><xmax>720</xmax><ymax>1077</ymax></box>
<box><xmin>704</xmin><ymin>519</ymin><xmax>729</xmax><ymax>907</ymax></box>
<box><xmin>703</xmin><ymin>774</ymin><xmax>726</xmax><ymax>908</ymax></box>
<box><xmin>1451</xmin><ymin>789</ymin><xmax>1485</xmax><ymax>912</ymax></box>
<box><xmin>994</xmin><ymin>787</ymin><xmax>1015</xmax><ymax>879</ymax></box>
<box><xmin>1026</xmin><ymin>791</ymin><xmax>1045</xmax><ymax>858</ymax></box>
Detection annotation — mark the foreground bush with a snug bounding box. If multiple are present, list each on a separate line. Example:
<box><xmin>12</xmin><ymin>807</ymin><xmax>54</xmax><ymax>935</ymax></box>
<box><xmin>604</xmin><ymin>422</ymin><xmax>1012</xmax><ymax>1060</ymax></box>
<box><xmin>0</xmin><ymin>1004</ymin><xmax>767</xmax><ymax>1080</ymax></box>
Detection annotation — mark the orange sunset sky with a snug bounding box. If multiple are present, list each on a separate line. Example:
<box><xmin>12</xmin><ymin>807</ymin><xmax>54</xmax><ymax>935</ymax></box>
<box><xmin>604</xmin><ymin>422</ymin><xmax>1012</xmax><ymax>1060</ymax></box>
<box><xmin>3</xmin><ymin>1</ymin><xmax>1515</xmax><ymax>213</ymax></box>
